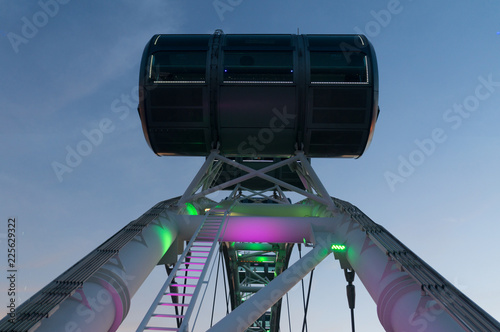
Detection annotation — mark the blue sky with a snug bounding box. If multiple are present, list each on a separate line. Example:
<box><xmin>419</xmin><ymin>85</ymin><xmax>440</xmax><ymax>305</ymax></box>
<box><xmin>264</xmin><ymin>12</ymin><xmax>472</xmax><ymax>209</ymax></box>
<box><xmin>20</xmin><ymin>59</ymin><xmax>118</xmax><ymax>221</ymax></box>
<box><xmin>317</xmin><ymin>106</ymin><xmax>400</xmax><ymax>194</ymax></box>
<box><xmin>1</xmin><ymin>0</ymin><xmax>500</xmax><ymax>330</ymax></box>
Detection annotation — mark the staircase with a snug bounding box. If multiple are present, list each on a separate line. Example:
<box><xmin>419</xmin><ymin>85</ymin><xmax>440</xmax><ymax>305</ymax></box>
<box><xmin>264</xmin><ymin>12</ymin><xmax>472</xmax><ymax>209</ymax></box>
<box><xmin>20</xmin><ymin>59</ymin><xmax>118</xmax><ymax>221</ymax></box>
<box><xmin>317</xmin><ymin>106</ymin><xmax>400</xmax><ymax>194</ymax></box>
<box><xmin>136</xmin><ymin>207</ymin><xmax>229</xmax><ymax>332</ymax></box>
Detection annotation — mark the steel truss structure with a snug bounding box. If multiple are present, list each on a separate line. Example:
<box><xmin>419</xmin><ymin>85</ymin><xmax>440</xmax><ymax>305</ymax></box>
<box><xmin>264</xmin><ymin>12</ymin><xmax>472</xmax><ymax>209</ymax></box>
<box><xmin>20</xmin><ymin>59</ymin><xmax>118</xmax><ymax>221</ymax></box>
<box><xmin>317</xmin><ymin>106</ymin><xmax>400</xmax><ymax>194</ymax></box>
<box><xmin>1</xmin><ymin>151</ymin><xmax>500</xmax><ymax>332</ymax></box>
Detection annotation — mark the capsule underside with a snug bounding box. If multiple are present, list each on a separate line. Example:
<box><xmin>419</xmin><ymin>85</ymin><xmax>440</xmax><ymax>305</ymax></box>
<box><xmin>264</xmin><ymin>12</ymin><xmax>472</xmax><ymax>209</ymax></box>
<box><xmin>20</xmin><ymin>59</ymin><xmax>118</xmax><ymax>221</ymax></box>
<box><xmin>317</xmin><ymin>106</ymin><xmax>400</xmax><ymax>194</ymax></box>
<box><xmin>138</xmin><ymin>33</ymin><xmax>379</xmax><ymax>158</ymax></box>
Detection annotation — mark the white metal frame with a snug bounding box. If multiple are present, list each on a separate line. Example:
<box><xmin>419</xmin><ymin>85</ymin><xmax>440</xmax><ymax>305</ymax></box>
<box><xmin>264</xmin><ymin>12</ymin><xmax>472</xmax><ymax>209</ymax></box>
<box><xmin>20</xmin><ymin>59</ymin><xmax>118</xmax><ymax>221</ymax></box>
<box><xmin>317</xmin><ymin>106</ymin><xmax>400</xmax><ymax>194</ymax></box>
<box><xmin>178</xmin><ymin>150</ymin><xmax>337</xmax><ymax>210</ymax></box>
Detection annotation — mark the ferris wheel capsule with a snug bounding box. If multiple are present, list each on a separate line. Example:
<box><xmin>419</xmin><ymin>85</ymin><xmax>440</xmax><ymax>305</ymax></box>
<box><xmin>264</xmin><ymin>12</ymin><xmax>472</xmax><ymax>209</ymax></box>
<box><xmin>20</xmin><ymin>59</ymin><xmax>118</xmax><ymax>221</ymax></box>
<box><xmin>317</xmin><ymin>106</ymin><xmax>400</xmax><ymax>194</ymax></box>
<box><xmin>138</xmin><ymin>31</ymin><xmax>379</xmax><ymax>158</ymax></box>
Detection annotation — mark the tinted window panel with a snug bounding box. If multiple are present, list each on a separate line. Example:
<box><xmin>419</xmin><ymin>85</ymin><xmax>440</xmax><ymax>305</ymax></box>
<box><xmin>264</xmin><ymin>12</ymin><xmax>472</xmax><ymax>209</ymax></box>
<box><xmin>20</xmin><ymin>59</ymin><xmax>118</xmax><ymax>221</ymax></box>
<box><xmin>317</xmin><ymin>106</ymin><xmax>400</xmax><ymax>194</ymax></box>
<box><xmin>224</xmin><ymin>51</ymin><xmax>293</xmax><ymax>82</ymax></box>
<box><xmin>225</xmin><ymin>35</ymin><xmax>292</xmax><ymax>47</ymax></box>
<box><xmin>310</xmin><ymin>52</ymin><xmax>367</xmax><ymax>83</ymax></box>
<box><xmin>307</xmin><ymin>35</ymin><xmax>364</xmax><ymax>48</ymax></box>
<box><xmin>150</xmin><ymin>52</ymin><xmax>207</xmax><ymax>83</ymax></box>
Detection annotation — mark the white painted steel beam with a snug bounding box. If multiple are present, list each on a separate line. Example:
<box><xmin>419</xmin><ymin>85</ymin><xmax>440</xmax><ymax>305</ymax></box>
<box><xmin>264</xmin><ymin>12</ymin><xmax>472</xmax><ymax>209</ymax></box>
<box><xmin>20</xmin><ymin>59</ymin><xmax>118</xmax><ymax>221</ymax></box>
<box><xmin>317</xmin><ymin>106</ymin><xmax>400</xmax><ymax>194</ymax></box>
<box><xmin>35</xmin><ymin>213</ymin><xmax>179</xmax><ymax>332</ymax></box>
<box><xmin>208</xmin><ymin>234</ymin><xmax>333</xmax><ymax>332</ymax></box>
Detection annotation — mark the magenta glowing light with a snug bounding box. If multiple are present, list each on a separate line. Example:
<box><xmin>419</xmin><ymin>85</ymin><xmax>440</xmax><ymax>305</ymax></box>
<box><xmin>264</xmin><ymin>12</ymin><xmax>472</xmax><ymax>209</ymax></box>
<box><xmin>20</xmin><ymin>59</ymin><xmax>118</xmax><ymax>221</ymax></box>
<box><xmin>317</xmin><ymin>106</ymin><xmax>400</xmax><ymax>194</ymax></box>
<box><xmin>220</xmin><ymin>217</ymin><xmax>312</xmax><ymax>243</ymax></box>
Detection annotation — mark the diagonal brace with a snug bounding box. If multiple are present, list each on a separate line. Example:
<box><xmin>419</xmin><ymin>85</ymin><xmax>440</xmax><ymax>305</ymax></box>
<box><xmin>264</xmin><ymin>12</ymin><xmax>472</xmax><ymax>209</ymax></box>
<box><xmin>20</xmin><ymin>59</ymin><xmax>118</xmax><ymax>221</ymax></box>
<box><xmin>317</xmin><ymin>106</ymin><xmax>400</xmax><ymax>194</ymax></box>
<box><xmin>208</xmin><ymin>233</ymin><xmax>333</xmax><ymax>332</ymax></box>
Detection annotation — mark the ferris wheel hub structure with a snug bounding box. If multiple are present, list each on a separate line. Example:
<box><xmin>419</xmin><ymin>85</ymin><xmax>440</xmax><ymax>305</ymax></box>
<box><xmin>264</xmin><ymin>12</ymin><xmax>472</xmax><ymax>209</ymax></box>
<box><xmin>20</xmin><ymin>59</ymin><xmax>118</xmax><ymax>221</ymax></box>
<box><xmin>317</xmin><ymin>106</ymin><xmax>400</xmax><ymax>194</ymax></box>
<box><xmin>2</xmin><ymin>31</ymin><xmax>499</xmax><ymax>332</ymax></box>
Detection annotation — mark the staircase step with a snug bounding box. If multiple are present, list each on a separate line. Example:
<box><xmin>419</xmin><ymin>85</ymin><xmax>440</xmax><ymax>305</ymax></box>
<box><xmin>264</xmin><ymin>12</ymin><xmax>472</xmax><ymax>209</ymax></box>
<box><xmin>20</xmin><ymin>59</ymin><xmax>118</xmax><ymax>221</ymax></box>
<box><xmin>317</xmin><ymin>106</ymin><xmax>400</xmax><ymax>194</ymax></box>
<box><xmin>185</xmin><ymin>256</ymin><xmax>208</xmax><ymax>259</ymax></box>
<box><xmin>159</xmin><ymin>302</ymin><xmax>189</xmax><ymax>307</ymax></box>
<box><xmin>152</xmin><ymin>314</ymin><xmax>185</xmax><ymax>318</ymax></box>
<box><xmin>144</xmin><ymin>327</ymin><xmax>179</xmax><ymax>331</ymax></box>
<box><xmin>170</xmin><ymin>284</ymin><xmax>196</xmax><ymax>288</ymax></box>
<box><xmin>180</xmin><ymin>261</ymin><xmax>205</xmax><ymax>265</ymax></box>
<box><xmin>177</xmin><ymin>268</ymin><xmax>203</xmax><ymax>272</ymax></box>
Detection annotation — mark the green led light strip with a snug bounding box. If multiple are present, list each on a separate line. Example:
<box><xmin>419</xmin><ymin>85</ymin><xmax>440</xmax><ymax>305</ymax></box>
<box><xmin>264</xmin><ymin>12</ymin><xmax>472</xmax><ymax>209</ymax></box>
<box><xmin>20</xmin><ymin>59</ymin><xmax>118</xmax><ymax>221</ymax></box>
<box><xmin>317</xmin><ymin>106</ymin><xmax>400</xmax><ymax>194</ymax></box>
<box><xmin>331</xmin><ymin>244</ymin><xmax>346</xmax><ymax>251</ymax></box>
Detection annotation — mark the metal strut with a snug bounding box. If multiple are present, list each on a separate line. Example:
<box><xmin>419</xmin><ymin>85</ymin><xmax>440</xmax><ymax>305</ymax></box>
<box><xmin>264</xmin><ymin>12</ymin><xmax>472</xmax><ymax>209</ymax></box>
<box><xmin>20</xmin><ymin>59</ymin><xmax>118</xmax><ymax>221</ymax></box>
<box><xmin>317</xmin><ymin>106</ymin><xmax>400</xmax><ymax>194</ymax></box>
<box><xmin>178</xmin><ymin>150</ymin><xmax>336</xmax><ymax>209</ymax></box>
<box><xmin>344</xmin><ymin>269</ymin><xmax>356</xmax><ymax>332</ymax></box>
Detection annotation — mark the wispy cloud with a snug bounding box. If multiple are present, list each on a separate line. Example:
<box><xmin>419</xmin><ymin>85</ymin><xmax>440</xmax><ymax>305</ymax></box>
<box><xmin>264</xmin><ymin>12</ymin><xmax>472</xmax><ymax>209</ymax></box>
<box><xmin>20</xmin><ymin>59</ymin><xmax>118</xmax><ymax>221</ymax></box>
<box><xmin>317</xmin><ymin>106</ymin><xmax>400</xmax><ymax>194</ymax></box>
<box><xmin>1</xmin><ymin>1</ymin><xmax>184</xmax><ymax>121</ymax></box>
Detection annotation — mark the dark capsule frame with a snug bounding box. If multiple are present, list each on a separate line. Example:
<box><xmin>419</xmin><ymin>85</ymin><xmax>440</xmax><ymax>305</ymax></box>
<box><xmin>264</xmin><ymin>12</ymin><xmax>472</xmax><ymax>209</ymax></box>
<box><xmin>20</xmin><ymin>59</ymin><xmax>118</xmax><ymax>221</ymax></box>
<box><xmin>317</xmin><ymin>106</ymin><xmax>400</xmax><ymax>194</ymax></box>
<box><xmin>138</xmin><ymin>32</ymin><xmax>379</xmax><ymax>158</ymax></box>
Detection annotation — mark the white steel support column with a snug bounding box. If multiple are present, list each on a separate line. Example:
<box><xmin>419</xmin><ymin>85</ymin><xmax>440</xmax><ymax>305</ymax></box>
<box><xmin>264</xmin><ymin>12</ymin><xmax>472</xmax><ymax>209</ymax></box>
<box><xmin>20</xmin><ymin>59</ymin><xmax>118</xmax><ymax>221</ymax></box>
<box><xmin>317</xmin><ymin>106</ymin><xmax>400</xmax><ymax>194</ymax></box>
<box><xmin>323</xmin><ymin>207</ymin><xmax>466</xmax><ymax>331</ymax></box>
<box><xmin>296</xmin><ymin>152</ymin><xmax>337</xmax><ymax>211</ymax></box>
<box><xmin>208</xmin><ymin>233</ymin><xmax>333</xmax><ymax>332</ymax></box>
<box><xmin>35</xmin><ymin>212</ymin><xmax>179</xmax><ymax>332</ymax></box>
